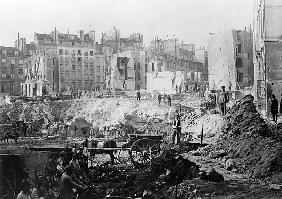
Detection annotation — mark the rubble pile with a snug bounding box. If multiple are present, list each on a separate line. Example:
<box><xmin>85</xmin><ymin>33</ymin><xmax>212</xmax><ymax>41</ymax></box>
<box><xmin>216</xmin><ymin>95</ymin><xmax>282</xmax><ymax>179</ymax></box>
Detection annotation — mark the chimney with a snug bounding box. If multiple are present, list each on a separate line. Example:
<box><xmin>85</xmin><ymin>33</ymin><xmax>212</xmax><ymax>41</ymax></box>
<box><xmin>79</xmin><ymin>30</ymin><xmax>85</xmax><ymax>42</ymax></box>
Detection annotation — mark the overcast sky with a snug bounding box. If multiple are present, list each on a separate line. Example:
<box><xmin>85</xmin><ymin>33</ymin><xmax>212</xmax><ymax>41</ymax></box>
<box><xmin>0</xmin><ymin>0</ymin><xmax>254</xmax><ymax>48</ymax></box>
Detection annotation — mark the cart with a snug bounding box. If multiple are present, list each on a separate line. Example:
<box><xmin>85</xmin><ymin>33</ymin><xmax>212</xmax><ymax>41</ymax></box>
<box><xmin>127</xmin><ymin>134</ymin><xmax>163</xmax><ymax>168</ymax></box>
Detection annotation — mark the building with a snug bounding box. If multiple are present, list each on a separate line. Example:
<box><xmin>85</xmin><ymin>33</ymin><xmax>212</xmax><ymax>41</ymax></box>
<box><xmin>21</xmin><ymin>29</ymin><xmax>102</xmax><ymax>96</ymax></box>
<box><xmin>107</xmin><ymin>50</ymin><xmax>135</xmax><ymax>91</ymax></box>
<box><xmin>253</xmin><ymin>0</ymin><xmax>282</xmax><ymax>114</ymax></box>
<box><xmin>0</xmin><ymin>46</ymin><xmax>25</xmax><ymax>96</ymax></box>
<box><xmin>195</xmin><ymin>47</ymin><xmax>208</xmax><ymax>82</ymax></box>
<box><xmin>208</xmin><ymin>29</ymin><xmax>254</xmax><ymax>91</ymax></box>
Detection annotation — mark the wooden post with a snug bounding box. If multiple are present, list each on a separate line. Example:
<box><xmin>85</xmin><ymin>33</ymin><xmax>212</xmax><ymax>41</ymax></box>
<box><xmin>200</xmin><ymin>124</ymin><xmax>204</xmax><ymax>145</ymax></box>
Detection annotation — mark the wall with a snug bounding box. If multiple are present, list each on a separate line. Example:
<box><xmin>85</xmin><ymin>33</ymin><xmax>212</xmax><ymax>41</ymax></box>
<box><xmin>265</xmin><ymin>42</ymin><xmax>282</xmax><ymax>102</ymax></box>
<box><xmin>265</xmin><ymin>0</ymin><xmax>282</xmax><ymax>40</ymax></box>
<box><xmin>208</xmin><ymin>30</ymin><xmax>236</xmax><ymax>90</ymax></box>
<box><xmin>146</xmin><ymin>71</ymin><xmax>186</xmax><ymax>94</ymax></box>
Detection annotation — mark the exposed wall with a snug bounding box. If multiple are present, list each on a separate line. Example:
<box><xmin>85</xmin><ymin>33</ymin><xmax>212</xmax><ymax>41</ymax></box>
<box><xmin>208</xmin><ymin>31</ymin><xmax>236</xmax><ymax>90</ymax></box>
<box><xmin>265</xmin><ymin>0</ymin><xmax>282</xmax><ymax>40</ymax></box>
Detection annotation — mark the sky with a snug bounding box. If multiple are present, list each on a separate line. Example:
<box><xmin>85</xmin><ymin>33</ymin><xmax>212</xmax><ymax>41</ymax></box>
<box><xmin>0</xmin><ymin>0</ymin><xmax>255</xmax><ymax>48</ymax></box>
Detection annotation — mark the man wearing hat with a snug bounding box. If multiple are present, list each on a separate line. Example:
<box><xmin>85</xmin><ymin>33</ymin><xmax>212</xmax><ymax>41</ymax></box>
<box><xmin>172</xmin><ymin>114</ymin><xmax>181</xmax><ymax>144</ymax></box>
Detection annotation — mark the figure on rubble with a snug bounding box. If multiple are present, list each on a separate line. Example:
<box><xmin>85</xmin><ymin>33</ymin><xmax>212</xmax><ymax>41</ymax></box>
<box><xmin>136</xmin><ymin>90</ymin><xmax>141</xmax><ymax>101</ymax></box>
<box><xmin>167</xmin><ymin>95</ymin><xmax>172</xmax><ymax>107</ymax></box>
<box><xmin>172</xmin><ymin>114</ymin><xmax>181</xmax><ymax>144</ymax></box>
<box><xmin>271</xmin><ymin>94</ymin><xmax>278</xmax><ymax>123</ymax></box>
<box><xmin>217</xmin><ymin>86</ymin><xmax>229</xmax><ymax>116</ymax></box>
<box><xmin>158</xmin><ymin>94</ymin><xmax>162</xmax><ymax>105</ymax></box>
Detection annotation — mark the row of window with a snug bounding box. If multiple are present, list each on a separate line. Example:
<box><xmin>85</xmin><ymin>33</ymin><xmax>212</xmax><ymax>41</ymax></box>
<box><xmin>60</xmin><ymin>73</ymin><xmax>101</xmax><ymax>81</ymax></box>
<box><xmin>59</xmin><ymin>49</ymin><xmax>95</xmax><ymax>57</ymax></box>
<box><xmin>59</xmin><ymin>56</ymin><xmax>101</xmax><ymax>63</ymax></box>
<box><xmin>59</xmin><ymin>64</ymin><xmax>102</xmax><ymax>72</ymax></box>
<box><xmin>0</xmin><ymin>74</ymin><xmax>24</xmax><ymax>79</ymax></box>
<box><xmin>1</xmin><ymin>58</ymin><xmax>24</xmax><ymax>64</ymax></box>
<box><xmin>1</xmin><ymin>84</ymin><xmax>20</xmax><ymax>94</ymax></box>
<box><xmin>1</xmin><ymin>68</ymin><xmax>23</xmax><ymax>74</ymax></box>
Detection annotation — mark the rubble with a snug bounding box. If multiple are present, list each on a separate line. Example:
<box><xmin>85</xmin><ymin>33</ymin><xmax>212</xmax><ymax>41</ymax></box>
<box><xmin>214</xmin><ymin>95</ymin><xmax>282</xmax><ymax>179</ymax></box>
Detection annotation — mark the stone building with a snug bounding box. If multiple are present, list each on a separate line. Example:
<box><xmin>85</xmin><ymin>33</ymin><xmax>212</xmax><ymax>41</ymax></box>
<box><xmin>26</xmin><ymin>29</ymin><xmax>100</xmax><ymax>94</ymax></box>
<box><xmin>0</xmin><ymin>46</ymin><xmax>25</xmax><ymax>96</ymax></box>
<box><xmin>208</xmin><ymin>29</ymin><xmax>253</xmax><ymax>91</ymax></box>
<box><xmin>21</xmin><ymin>52</ymin><xmax>48</xmax><ymax>97</ymax></box>
<box><xmin>253</xmin><ymin>0</ymin><xmax>282</xmax><ymax>114</ymax></box>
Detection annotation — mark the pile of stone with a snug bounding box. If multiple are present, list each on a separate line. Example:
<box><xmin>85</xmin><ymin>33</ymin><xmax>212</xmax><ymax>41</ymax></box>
<box><xmin>215</xmin><ymin>95</ymin><xmax>282</xmax><ymax>179</ymax></box>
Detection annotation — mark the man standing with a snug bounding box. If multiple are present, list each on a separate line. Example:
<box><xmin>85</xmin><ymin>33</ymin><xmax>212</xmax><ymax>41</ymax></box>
<box><xmin>217</xmin><ymin>86</ymin><xmax>229</xmax><ymax>116</ymax></box>
<box><xmin>172</xmin><ymin>115</ymin><xmax>181</xmax><ymax>144</ymax></box>
<box><xmin>167</xmin><ymin>95</ymin><xmax>172</xmax><ymax>107</ymax></box>
<box><xmin>271</xmin><ymin>94</ymin><xmax>278</xmax><ymax>123</ymax></box>
<box><xmin>58</xmin><ymin>165</ymin><xmax>87</xmax><ymax>199</ymax></box>
<box><xmin>158</xmin><ymin>94</ymin><xmax>162</xmax><ymax>105</ymax></box>
<box><xmin>136</xmin><ymin>90</ymin><xmax>141</xmax><ymax>101</ymax></box>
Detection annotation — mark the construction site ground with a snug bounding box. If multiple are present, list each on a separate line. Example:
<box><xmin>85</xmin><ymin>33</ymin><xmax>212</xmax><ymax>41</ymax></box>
<box><xmin>0</xmin><ymin>94</ymin><xmax>282</xmax><ymax>198</ymax></box>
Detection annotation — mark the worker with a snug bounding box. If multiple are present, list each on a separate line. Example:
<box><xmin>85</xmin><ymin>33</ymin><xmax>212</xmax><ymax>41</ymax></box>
<box><xmin>16</xmin><ymin>180</ymin><xmax>30</xmax><ymax>199</ymax></box>
<box><xmin>172</xmin><ymin>114</ymin><xmax>181</xmax><ymax>144</ymax></box>
<box><xmin>271</xmin><ymin>94</ymin><xmax>278</xmax><ymax>123</ymax></box>
<box><xmin>158</xmin><ymin>94</ymin><xmax>162</xmax><ymax>105</ymax></box>
<box><xmin>217</xmin><ymin>86</ymin><xmax>229</xmax><ymax>116</ymax></box>
<box><xmin>136</xmin><ymin>90</ymin><xmax>141</xmax><ymax>101</ymax></box>
<box><xmin>167</xmin><ymin>95</ymin><xmax>172</xmax><ymax>107</ymax></box>
<box><xmin>58</xmin><ymin>165</ymin><xmax>87</xmax><ymax>199</ymax></box>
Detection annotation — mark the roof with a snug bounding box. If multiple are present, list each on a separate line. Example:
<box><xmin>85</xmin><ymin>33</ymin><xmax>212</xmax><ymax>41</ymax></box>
<box><xmin>35</xmin><ymin>33</ymin><xmax>53</xmax><ymax>40</ymax></box>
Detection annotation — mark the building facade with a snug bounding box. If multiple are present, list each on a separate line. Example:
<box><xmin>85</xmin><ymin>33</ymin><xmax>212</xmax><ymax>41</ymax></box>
<box><xmin>0</xmin><ymin>46</ymin><xmax>25</xmax><ymax>96</ymax></box>
<box><xmin>21</xmin><ymin>29</ymin><xmax>104</xmax><ymax>96</ymax></box>
<box><xmin>253</xmin><ymin>0</ymin><xmax>282</xmax><ymax>114</ymax></box>
<box><xmin>208</xmin><ymin>29</ymin><xmax>253</xmax><ymax>91</ymax></box>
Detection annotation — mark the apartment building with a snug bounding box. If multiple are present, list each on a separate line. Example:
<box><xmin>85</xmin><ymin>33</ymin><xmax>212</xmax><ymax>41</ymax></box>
<box><xmin>208</xmin><ymin>29</ymin><xmax>253</xmax><ymax>91</ymax></box>
<box><xmin>0</xmin><ymin>46</ymin><xmax>24</xmax><ymax>96</ymax></box>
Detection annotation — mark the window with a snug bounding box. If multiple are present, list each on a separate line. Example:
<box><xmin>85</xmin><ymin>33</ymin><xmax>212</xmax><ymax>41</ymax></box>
<box><xmin>237</xmin><ymin>72</ymin><xmax>243</xmax><ymax>82</ymax></box>
<box><xmin>72</xmin><ymin>42</ymin><xmax>75</xmax><ymax>47</ymax></box>
<box><xmin>15</xmin><ymin>51</ymin><xmax>19</xmax><ymax>56</ymax></box>
<box><xmin>72</xmin><ymin>64</ymin><xmax>76</xmax><ymax>70</ymax></box>
<box><xmin>59</xmin><ymin>49</ymin><xmax>64</xmax><ymax>55</ymax></box>
<box><xmin>52</xmin><ymin>58</ymin><xmax>55</xmax><ymax>65</ymax></box>
<box><xmin>90</xmin><ymin>51</ymin><xmax>94</xmax><ymax>56</ymax></box>
<box><xmin>236</xmin><ymin>58</ymin><xmax>242</xmax><ymax>67</ymax></box>
<box><xmin>65</xmin><ymin>49</ymin><xmax>69</xmax><ymax>55</ymax></box>
<box><xmin>18</xmin><ymin>69</ymin><xmax>23</xmax><ymax>74</ymax></box>
<box><xmin>96</xmin><ymin>57</ymin><xmax>100</xmax><ymax>63</ymax></box>
<box><xmin>78</xmin><ymin>57</ymin><xmax>82</xmax><ymax>62</ymax></box>
<box><xmin>10</xmin><ymin>74</ymin><xmax>15</xmax><ymax>79</ymax></box>
<box><xmin>65</xmin><ymin>73</ymin><xmax>69</xmax><ymax>79</ymax></box>
<box><xmin>90</xmin><ymin>73</ymin><xmax>93</xmax><ymax>78</ymax></box>
<box><xmin>71</xmin><ymin>50</ymin><xmax>75</xmax><ymax>56</ymax></box>
<box><xmin>11</xmin><ymin>68</ymin><xmax>15</xmax><ymax>74</ymax></box>
<box><xmin>237</xmin><ymin>44</ymin><xmax>241</xmax><ymax>54</ymax></box>
<box><xmin>78</xmin><ymin>50</ymin><xmax>82</xmax><ymax>55</ymax></box>
<box><xmin>19</xmin><ymin>59</ymin><xmax>23</xmax><ymax>64</ymax></box>
<box><xmin>84</xmin><ymin>51</ymin><xmax>88</xmax><ymax>56</ymax></box>
<box><xmin>2</xmin><ymin>59</ymin><xmax>6</xmax><ymax>63</ymax></box>
<box><xmin>134</xmin><ymin>63</ymin><xmax>136</xmax><ymax>70</ymax></box>
<box><xmin>53</xmin><ymin>71</ymin><xmax>55</xmax><ymax>78</ymax></box>
<box><xmin>97</xmin><ymin>76</ymin><xmax>100</xmax><ymax>82</ymax></box>
<box><xmin>145</xmin><ymin>64</ymin><xmax>148</xmax><ymax>72</ymax></box>
<box><xmin>138</xmin><ymin>63</ymin><xmax>141</xmax><ymax>70</ymax></box>
<box><xmin>152</xmin><ymin>63</ymin><xmax>155</xmax><ymax>71</ymax></box>
<box><xmin>84</xmin><ymin>64</ymin><xmax>88</xmax><ymax>71</ymax></box>
<box><xmin>97</xmin><ymin>66</ymin><xmax>100</xmax><ymax>73</ymax></box>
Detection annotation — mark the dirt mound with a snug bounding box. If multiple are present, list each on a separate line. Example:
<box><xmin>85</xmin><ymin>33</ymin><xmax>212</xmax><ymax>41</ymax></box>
<box><xmin>216</xmin><ymin>95</ymin><xmax>282</xmax><ymax>179</ymax></box>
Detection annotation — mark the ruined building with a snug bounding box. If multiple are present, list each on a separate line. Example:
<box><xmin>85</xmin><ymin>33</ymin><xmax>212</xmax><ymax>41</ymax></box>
<box><xmin>208</xmin><ymin>29</ymin><xmax>254</xmax><ymax>91</ymax></box>
<box><xmin>103</xmin><ymin>28</ymin><xmax>146</xmax><ymax>91</ymax></box>
<box><xmin>20</xmin><ymin>29</ymin><xmax>107</xmax><ymax>96</ymax></box>
<box><xmin>146</xmin><ymin>37</ymin><xmax>204</xmax><ymax>93</ymax></box>
<box><xmin>0</xmin><ymin>46</ymin><xmax>25</xmax><ymax>96</ymax></box>
<box><xmin>253</xmin><ymin>0</ymin><xmax>282</xmax><ymax>114</ymax></box>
